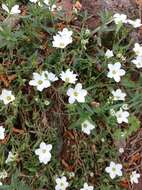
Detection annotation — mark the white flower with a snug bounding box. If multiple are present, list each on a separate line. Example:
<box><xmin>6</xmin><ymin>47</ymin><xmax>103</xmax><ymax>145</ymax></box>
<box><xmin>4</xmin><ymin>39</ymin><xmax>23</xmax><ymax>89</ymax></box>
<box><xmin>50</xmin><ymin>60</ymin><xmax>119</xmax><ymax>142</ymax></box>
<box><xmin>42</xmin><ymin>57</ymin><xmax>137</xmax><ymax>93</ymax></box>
<box><xmin>29</xmin><ymin>0</ymin><xmax>43</xmax><ymax>7</ymax></box>
<box><xmin>105</xmin><ymin>49</ymin><xmax>114</xmax><ymax>58</ymax></box>
<box><xmin>107</xmin><ymin>62</ymin><xmax>125</xmax><ymax>82</ymax></box>
<box><xmin>44</xmin><ymin>0</ymin><xmax>50</xmax><ymax>6</ymax></box>
<box><xmin>117</xmin><ymin>53</ymin><xmax>126</xmax><ymax>61</ymax></box>
<box><xmin>85</xmin><ymin>29</ymin><xmax>91</xmax><ymax>36</ymax></box>
<box><xmin>0</xmin><ymin>89</ymin><xmax>15</xmax><ymax>105</ymax></box>
<box><xmin>60</xmin><ymin>69</ymin><xmax>78</xmax><ymax>84</ymax></box>
<box><xmin>130</xmin><ymin>171</ymin><xmax>140</xmax><ymax>184</ymax></box>
<box><xmin>67</xmin><ymin>83</ymin><xmax>87</xmax><ymax>104</ymax></box>
<box><xmin>80</xmin><ymin>183</ymin><xmax>94</xmax><ymax>190</ymax></box>
<box><xmin>89</xmin><ymin>172</ymin><xmax>94</xmax><ymax>177</ymax></box>
<box><xmin>2</xmin><ymin>4</ymin><xmax>21</xmax><ymax>14</ymax></box>
<box><xmin>29</xmin><ymin>72</ymin><xmax>51</xmax><ymax>91</ymax></box>
<box><xmin>81</xmin><ymin>120</ymin><xmax>95</xmax><ymax>135</ymax></box>
<box><xmin>119</xmin><ymin>148</ymin><xmax>124</xmax><ymax>154</ymax></box>
<box><xmin>105</xmin><ymin>161</ymin><xmax>123</xmax><ymax>179</ymax></box>
<box><xmin>5</xmin><ymin>151</ymin><xmax>17</xmax><ymax>164</ymax></box>
<box><xmin>0</xmin><ymin>126</ymin><xmax>5</xmax><ymax>140</ymax></box>
<box><xmin>132</xmin><ymin>56</ymin><xmax>142</xmax><ymax>68</ymax></box>
<box><xmin>127</xmin><ymin>19</ymin><xmax>142</xmax><ymax>28</ymax></box>
<box><xmin>68</xmin><ymin>172</ymin><xmax>75</xmax><ymax>178</ymax></box>
<box><xmin>52</xmin><ymin>28</ymin><xmax>73</xmax><ymax>48</ymax></box>
<box><xmin>44</xmin><ymin>100</ymin><xmax>50</xmax><ymax>106</ymax></box>
<box><xmin>101</xmin><ymin>138</ymin><xmax>105</xmax><ymax>142</ymax></box>
<box><xmin>0</xmin><ymin>170</ymin><xmax>7</xmax><ymax>179</ymax></box>
<box><xmin>111</xmin><ymin>89</ymin><xmax>126</xmax><ymax>101</ymax></box>
<box><xmin>113</xmin><ymin>13</ymin><xmax>127</xmax><ymax>25</ymax></box>
<box><xmin>0</xmin><ymin>182</ymin><xmax>2</xmax><ymax>186</ymax></box>
<box><xmin>133</xmin><ymin>43</ymin><xmax>142</xmax><ymax>56</ymax></box>
<box><xmin>55</xmin><ymin>176</ymin><xmax>69</xmax><ymax>190</ymax></box>
<box><xmin>50</xmin><ymin>4</ymin><xmax>57</xmax><ymax>11</ymax></box>
<box><xmin>122</xmin><ymin>103</ymin><xmax>129</xmax><ymax>110</ymax></box>
<box><xmin>115</xmin><ymin>108</ymin><xmax>129</xmax><ymax>124</ymax></box>
<box><xmin>42</xmin><ymin>71</ymin><xmax>58</xmax><ymax>82</ymax></box>
<box><xmin>58</xmin><ymin>28</ymin><xmax>73</xmax><ymax>38</ymax></box>
<box><xmin>29</xmin><ymin>0</ymin><xmax>38</xmax><ymax>3</ymax></box>
<box><xmin>35</xmin><ymin>142</ymin><xmax>52</xmax><ymax>164</ymax></box>
<box><xmin>29</xmin><ymin>0</ymin><xmax>56</xmax><ymax>10</ymax></box>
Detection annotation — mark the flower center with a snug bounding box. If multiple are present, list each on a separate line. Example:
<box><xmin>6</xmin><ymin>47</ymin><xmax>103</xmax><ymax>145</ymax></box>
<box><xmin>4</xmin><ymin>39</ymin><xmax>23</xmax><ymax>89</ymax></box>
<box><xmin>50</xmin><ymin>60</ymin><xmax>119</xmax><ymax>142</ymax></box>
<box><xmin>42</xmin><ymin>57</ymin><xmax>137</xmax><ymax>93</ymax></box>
<box><xmin>59</xmin><ymin>42</ymin><xmax>65</xmax><ymax>48</ymax></box>
<box><xmin>6</xmin><ymin>96</ymin><xmax>11</xmax><ymax>101</ymax></box>
<box><xmin>60</xmin><ymin>182</ymin><xmax>64</xmax><ymax>187</ymax></box>
<box><xmin>112</xmin><ymin>167</ymin><xmax>116</xmax><ymax>172</ymax></box>
<box><xmin>38</xmin><ymin>80</ymin><xmax>43</xmax><ymax>85</ymax></box>
<box><xmin>65</xmin><ymin>77</ymin><xmax>69</xmax><ymax>83</ymax></box>
<box><xmin>42</xmin><ymin>149</ymin><xmax>46</xmax><ymax>154</ymax></box>
<box><xmin>73</xmin><ymin>91</ymin><xmax>78</xmax><ymax>97</ymax></box>
<box><xmin>83</xmin><ymin>123</ymin><xmax>88</xmax><ymax>128</ymax></box>
<box><xmin>112</xmin><ymin>70</ymin><xmax>116</xmax><ymax>75</ymax></box>
<box><xmin>116</xmin><ymin>96</ymin><xmax>120</xmax><ymax>99</ymax></box>
<box><xmin>118</xmin><ymin>114</ymin><xmax>122</xmax><ymax>118</ymax></box>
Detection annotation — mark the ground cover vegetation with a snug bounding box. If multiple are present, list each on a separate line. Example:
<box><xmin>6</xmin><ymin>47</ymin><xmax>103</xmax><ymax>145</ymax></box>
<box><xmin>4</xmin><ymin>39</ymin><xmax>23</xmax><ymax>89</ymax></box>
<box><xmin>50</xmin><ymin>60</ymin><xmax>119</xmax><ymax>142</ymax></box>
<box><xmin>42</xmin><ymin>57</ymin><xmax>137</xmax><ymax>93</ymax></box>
<box><xmin>0</xmin><ymin>0</ymin><xmax>142</xmax><ymax>189</ymax></box>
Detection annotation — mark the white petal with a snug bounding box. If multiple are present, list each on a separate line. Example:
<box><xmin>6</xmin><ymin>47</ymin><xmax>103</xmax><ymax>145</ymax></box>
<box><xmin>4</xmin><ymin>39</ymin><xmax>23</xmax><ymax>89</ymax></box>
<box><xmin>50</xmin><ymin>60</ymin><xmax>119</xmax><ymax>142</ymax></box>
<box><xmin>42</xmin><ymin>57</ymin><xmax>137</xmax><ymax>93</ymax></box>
<box><xmin>67</xmin><ymin>88</ymin><xmax>74</xmax><ymax>96</ymax></box>
<box><xmin>11</xmin><ymin>5</ymin><xmax>21</xmax><ymax>14</ymax></box>
<box><xmin>69</xmin><ymin>96</ymin><xmax>75</xmax><ymax>104</ymax></box>
<box><xmin>2</xmin><ymin>4</ymin><xmax>9</xmax><ymax>13</ymax></box>
<box><xmin>40</xmin><ymin>142</ymin><xmax>46</xmax><ymax>149</ymax></box>
<box><xmin>29</xmin><ymin>80</ymin><xmax>37</xmax><ymax>86</ymax></box>
<box><xmin>46</xmin><ymin>144</ymin><xmax>52</xmax><ymax>151</ymax></box>
<box><xmin>114</xmin><ymin>75</ymin><xmax>121</xmax><ymax>82</ymax></box>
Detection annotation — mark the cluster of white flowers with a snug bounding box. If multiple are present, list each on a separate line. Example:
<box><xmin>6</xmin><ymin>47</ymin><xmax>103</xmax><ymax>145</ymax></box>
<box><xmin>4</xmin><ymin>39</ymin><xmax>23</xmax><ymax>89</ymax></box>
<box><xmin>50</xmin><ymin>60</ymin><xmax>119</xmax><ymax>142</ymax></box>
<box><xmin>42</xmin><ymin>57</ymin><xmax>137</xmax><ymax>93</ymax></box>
<box><xmin>28</xmin><ymin>68</ymin><xmax>87</xmax><ymax>104</ymax></box>
<box><xmin>0</xmin><ymin>5</ymin><xmax>141</xmax><ymax>188</ymax></box>
<box><xmin>29</xmin><ymin>0</ymin><xmax>49</xmax><ymax>5</ymax></box>
<box><xmin>55</xmin><ymin>176</ymin><xmax>94</xmax><ymax>190</ymax></box>
<box><xmin>106</xmin><ymin>161</ymin><xmax>141</xmax><ymax>185</ymax></box>
<box><xmin>29</xmin><ymin>0</ymin><xmax>57</xmax><ymax>11</ymax></box>
<box><xmin>1</xmin><ymin>0</ymin><xmax>60</xmax><ymax>16</ymax></box>
<box><xmin>105</xmin><ymin>47</ymin><xmax>131</xmax><ymax>125</ymax></box>
<box><xmin>132</xmin><ymin>43</ymin><xmax>142</xmax><ymax>68</ymax></box>
<box><xmin>52</xmin><ymin>28</ymin><xmax>73</xmax><ymax>49</ymax></box>
<box><xmin>109</xmin><ymin>87</ymin><xmax>129</xmax><ymax>123</ymax></box>
<box><xmin>113</xmin><ymin>13</ymin><xmax>142</xmax><ymax>28</ymax></box>
<box><xmin>60</xmin><ymin>69</ymin><xmax>87</xmax><ymax>102</ymax></box>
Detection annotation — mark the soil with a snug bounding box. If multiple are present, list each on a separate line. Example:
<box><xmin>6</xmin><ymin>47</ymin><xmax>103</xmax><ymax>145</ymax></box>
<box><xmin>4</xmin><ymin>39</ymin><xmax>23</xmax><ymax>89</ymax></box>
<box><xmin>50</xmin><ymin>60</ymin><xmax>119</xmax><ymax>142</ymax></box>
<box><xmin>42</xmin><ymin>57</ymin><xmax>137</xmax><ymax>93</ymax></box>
<box><xmin>121</xmin><ymin>129</ymin><xmax>142</xmax><ymax>190</ymax></box>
